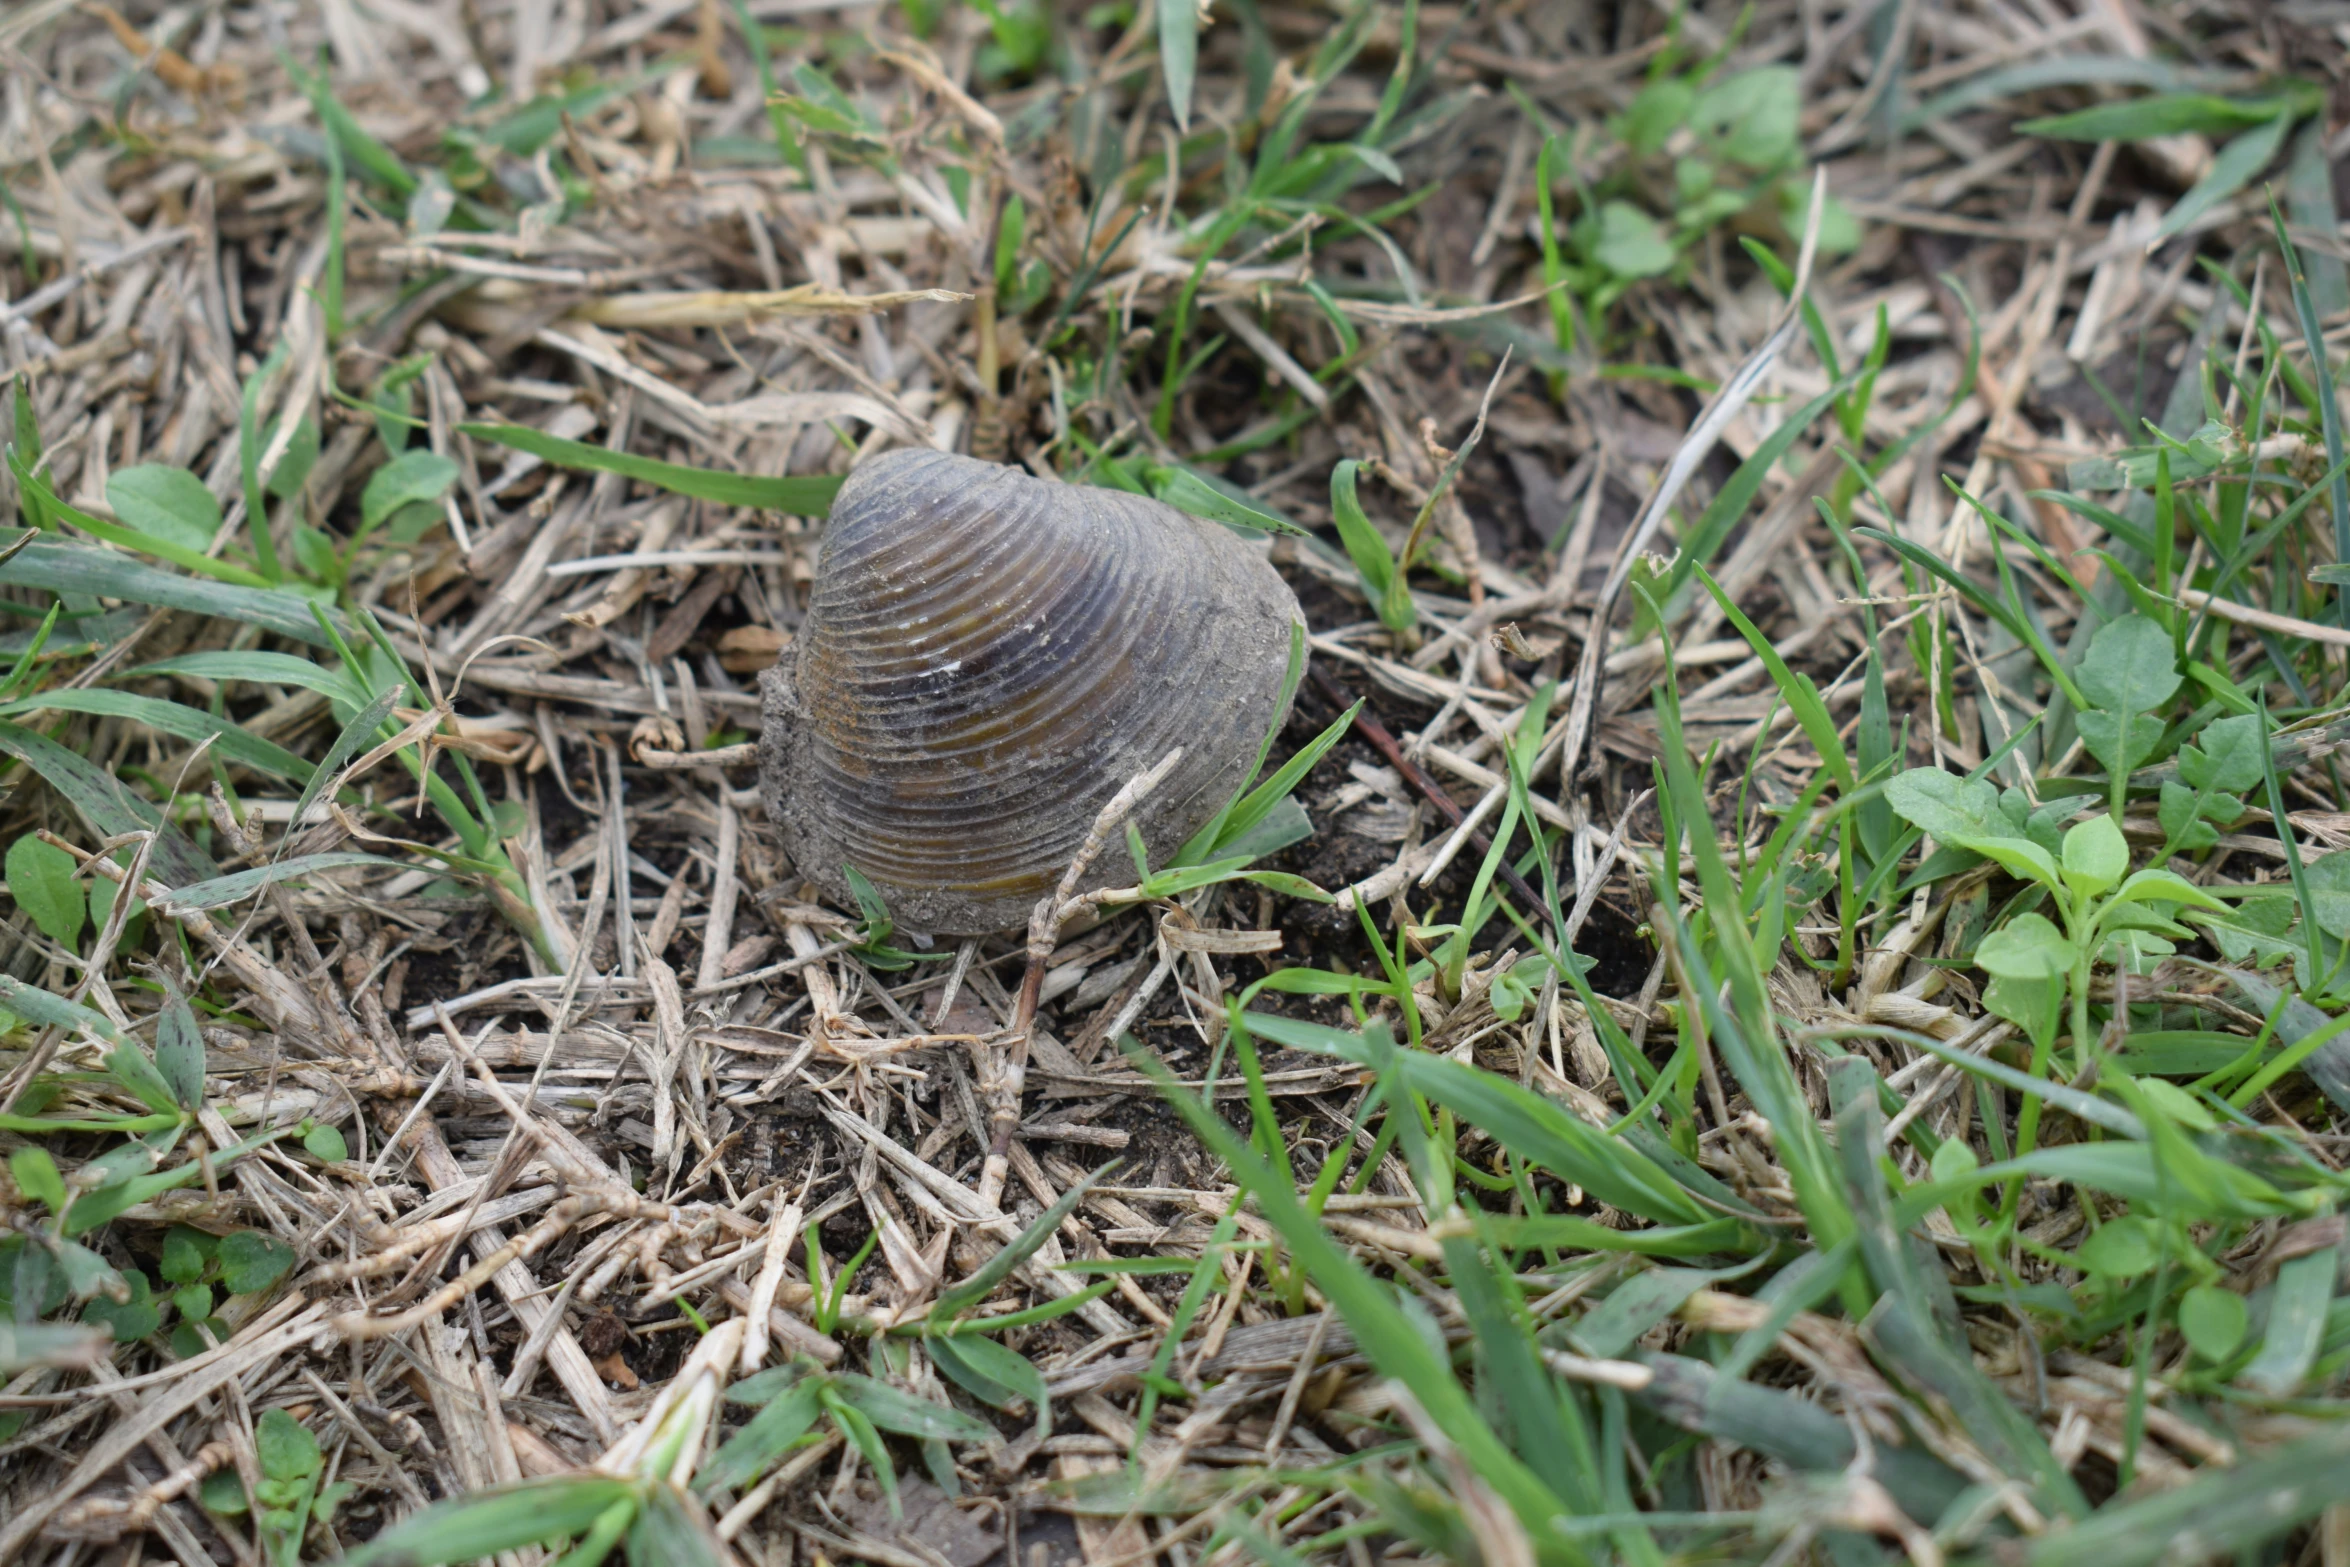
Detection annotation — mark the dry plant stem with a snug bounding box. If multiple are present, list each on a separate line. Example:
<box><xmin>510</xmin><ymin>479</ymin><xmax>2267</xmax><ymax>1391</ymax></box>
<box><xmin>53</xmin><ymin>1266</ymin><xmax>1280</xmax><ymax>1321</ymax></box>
<box><xmin>1307</xmin><ymin>666</ymin><xmax>1549</xmax><ymax>918</ymax></box>
<box><xmin>978</xmin><ymin>747</ymin><xmax>1183</xmax><ymax>1213</ymax></box>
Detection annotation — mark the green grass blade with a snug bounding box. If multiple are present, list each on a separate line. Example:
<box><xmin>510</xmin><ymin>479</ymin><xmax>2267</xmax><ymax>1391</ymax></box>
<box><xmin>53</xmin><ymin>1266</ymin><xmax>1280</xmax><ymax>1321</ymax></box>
<box><xmin>1159</xmin><ymin>0</ymin><xmax>1198</xmax><ymax>131</ymax></box>
<box><xmin>237</xmin><ymin>342</ymin><xmax>287</xmax><ymax>581</ymax></box>
<box><xmin>458</xmin><ymin>423</ymin><xmax>841</xmax><ymax>514</ymax></box>
<box><xmin>2012</xmin><ymin>1418</ymin><xmax>2350</xmax><ymax>1567</ymax></box>
<box><xmin>2268</xmin><ymin>194</ymin><xmax>2350</xmax><ymax>602</ymax></box>
<box><xmin>0</xmin><ymin>718</ymin><xmax>216</xmax><ymax>886</ymax></box>
<box><xmin>933</xmin><ymin>1161</ymin><xmax>1120</xmax><ymax>1321</ymax></box>
<box><xmin>154</xmin><ymin>854</ymin><xmax>398</xmax><ymax>916</ymax></box>
<box><xmin>127</xmin><ymin>651</ymin><xmax>370</xmax><ymax>709</ymax></box>
<box><xmin>0</xmin><ymin>538</ymin><xmax>349</xmax><ymax>646</ymax></box>
<box><xmin>2155</xmin><ymin>112</ymin><xmax>2290</xmax><ymax>240</ymax></box>
<box><xmin>0</xmin><ymin>690</ymin><xmax>313</xmax><ymax>781</ymax></box>
<box><xmin>6</xmin><ymin>453</ymin><xmax>270</xmax><ymax>586</ymax></box>
<box><xmin>343</xmin><ymin>1477</ymin><xmax>640</xmax><ymax>1567</ymax></box>
<box><xmin>1693</xmin><ymin>563</ymin><xmax>1853</xmax><ymax>791</ymax></box>
<box><xmin>1126</xmin><ymin>1034</ymin><xmax>1589</xmax><ymax>1563</ymax></box>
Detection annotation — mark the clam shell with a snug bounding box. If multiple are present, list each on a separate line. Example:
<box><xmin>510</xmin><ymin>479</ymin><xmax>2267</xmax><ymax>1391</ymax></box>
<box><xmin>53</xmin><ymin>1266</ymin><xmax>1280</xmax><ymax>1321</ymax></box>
<box><xmin>758</xmin><ymin>449</ymin><xmax>1304</xmax><ymax>936</ymax></box>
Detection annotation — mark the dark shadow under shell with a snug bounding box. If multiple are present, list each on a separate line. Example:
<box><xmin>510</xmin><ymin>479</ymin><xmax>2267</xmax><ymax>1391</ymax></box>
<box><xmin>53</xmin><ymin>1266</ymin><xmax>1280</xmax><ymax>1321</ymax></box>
<box><xmin>759</xmin><ymin>449</ymin><xmax>1303</xmax><ymax>936</ymax></box>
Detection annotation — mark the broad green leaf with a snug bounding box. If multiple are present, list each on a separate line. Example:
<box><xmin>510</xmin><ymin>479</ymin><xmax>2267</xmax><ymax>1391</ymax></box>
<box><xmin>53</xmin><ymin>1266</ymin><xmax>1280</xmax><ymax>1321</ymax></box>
<box><xmin>106</xmin><ymin>466</ymin><xmax>222</xmax><ymax>553</ymax></box>
<box><xmin>83</xmin><ymin>1268</ymin><xmax>160</xmax><ymax>1342</ymax></box>
<box><xmin>830</xmin><ymin>1372</ymin><xmax>997</xmax><ymax>1442</ymax></box>
<box><xmin>304</xmin><ymin>1123</ymin><xmax>348</xmax><ymax>1162</ymax></box>
<box><xmin>107</xmin><ymin>1044</ymin><xmax>183</xmax><ymax>1116</ymax></box>
<box><xmin>2190</xmin><ymin>900</ymin><xmax>2303</xmax><ymax>973</ymax></box>
<box><xmin>2157</xmin><ymin>781</ymin><xmax>2227</xmax><ymax>852</ymax></box>
<box><xmin>2076</xmin><ymin>1215</ymin><xmax>2159</xmax><ymax>1277</ymax></box>
<box><xmin>1779</xmin><ymin>180</ymin><xmax>1861</xmax><ymax>254</ymax></box>
<box><xmin>11</xmin><ymin>451</ymin><xmax>268</xmax><ymax>586</ymax></box>
<box><xmin>2076</xmin><ymin>707</ymin><xmax>2166</xmax><ymax>777</ymax></box>
<box><xmin>218</xmin><ymin>1231</ymin><xmax>295</xmax><ymax>1295</ymax></box>
<box><xmin>1688</xmin><ymin>66</ymin><xmax>1798</xmax><ymax>169</ymax></box>
<box><xmin>2302</xmin><ymin>850</ymin><xmax>2350</xmax><ymax>939</ymax></box>
<box><xmin>2076</xmin><ymin>614</ymin><xmax>2182</xmax><ymax>712</ymax></box>
<box><xmin>160</xmin><ymin>1226</ymin><xmax>211</xmax><ymax>1285</ymax></box>
<box><xmin>88</xmin><ymin>873</ymin><xmax>146</xmax><ymax>948</ymax></box>
<box><xmin>1589</xmin><ymin>201</ymin><xmax>1674</xmax><ymax>278</ymax></box>
<box><xmin>2061</xmin><ymin>813</ymin><xmax>2127</xmax><ymax>899</ymax></box>
<box><xmin>1883</xmin><ymin>768</ymin><xmax>2008</xmax><ymax>843</ymax></box>
<box><xmin>927</xmin><ymin>1332</ymin><xmax>1046</xmax><ymax>1416</ymax></box>
<box><xmin>7</xmin><ymin>834</ymin><xmax>85</xmax><ymax>947</ymax></box>
<box><xmin>1623</xmin><ymin>77</ymin><xmax>1694</xmax><ymax>154</ymax></box>
<box><xmin>256</xmin><ymin>1408</ymin><xmax>321</xmax><ymax>1482</ymax></box>
<box><xmin>0</xmin><ymin>974</ymin><xmax>122</xmax><ymax>1042</ymax></box>
<box><xmin>2179</xmin><ymin>713</ymin><xmax>2267</xmax><ymax>793</ymax></box>
<box><xmin>342</xmin><ymin>1476</ymin><xmax>640</xmax><ymax>1567</ymax></box>
<box><xmin>1974</xmin><ymin>912</ymin><xmax>2076</xmax><ymax>979</ymax></box>
<box><xmin>2178</xmin><ymin>1285</ymin><xmax>2247</xmax><ymax>1360</ymax></box>
<box><xmin>360</xmin><ymin>449</ymin><xmax>459</xmax><ymax>531</ymax></box>
<box><xmin>461</xmin><ymin>423</ymin><xmax>841</xmax><ymax>515</ymax></box>
<box><xmin>1950</xmin><ymin>832</ymin><xmax>2061</xmax><ymax>891</ymax></box>
<box><xmin>9</xmin><ymin>1146</ymin><xmax>64</xmax><ymax>1209</ymax></box>
<box><xmin>2104</xmin><ymin>867</ymin><xmax>2230</xmax><ymax>914</ymax></box>
<box><xmin>154</xmin><ymin>986</ymin><xmax>205</xmax><ymax>1111</ymax></box>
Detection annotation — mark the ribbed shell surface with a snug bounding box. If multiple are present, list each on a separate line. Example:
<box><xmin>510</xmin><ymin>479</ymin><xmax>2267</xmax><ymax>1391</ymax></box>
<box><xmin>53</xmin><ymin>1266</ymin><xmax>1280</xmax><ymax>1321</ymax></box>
<box><xmin>759</xmin><ymin>449</ymin><xmax>1303</xmax><ymax>936</ymax></box>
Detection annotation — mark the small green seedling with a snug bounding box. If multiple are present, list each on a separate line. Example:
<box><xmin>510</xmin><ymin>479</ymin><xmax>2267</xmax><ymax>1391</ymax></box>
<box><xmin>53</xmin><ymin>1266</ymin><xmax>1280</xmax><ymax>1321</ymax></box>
<box><xmin>837</xmin><ymin>865</ymin><xmax>949</xmax><ymax>972</ymax></box>
<box><xmin>84</xmin><ymin>1223</ymin><xmax>297</xmax><ymax>1357</ymax></box>
<box><xmin>201</xmin><ymin>1409</ymin><xmax>350</xmax><ymax>1567</ymax></box>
